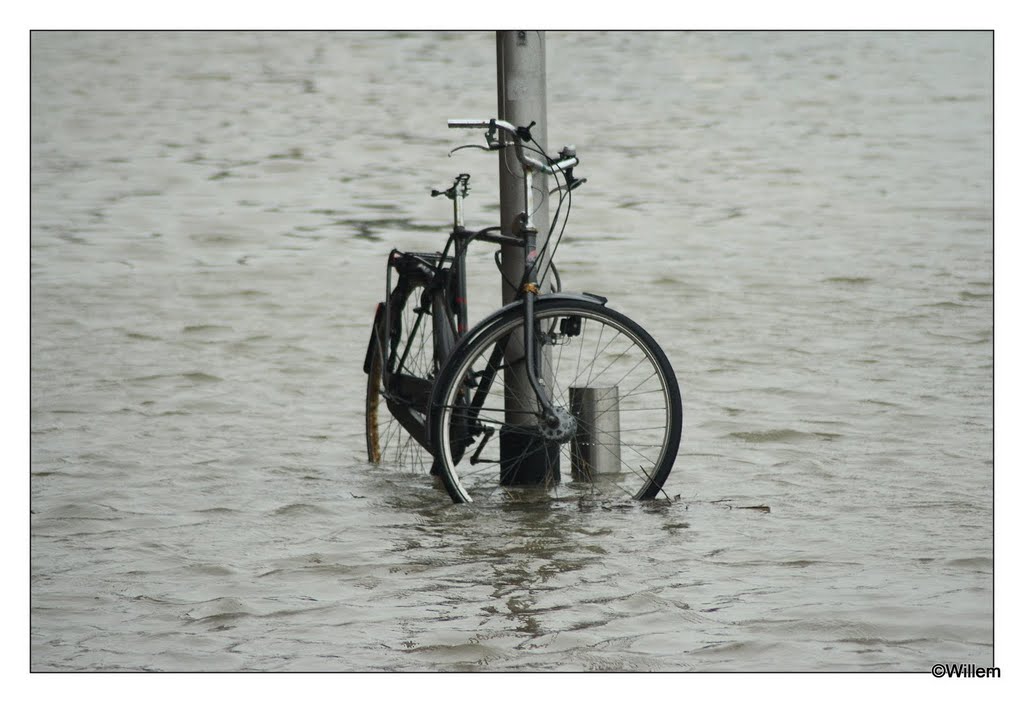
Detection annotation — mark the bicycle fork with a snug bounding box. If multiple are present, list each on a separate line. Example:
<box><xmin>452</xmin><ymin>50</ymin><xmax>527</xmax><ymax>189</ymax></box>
<box><xmin>520</xmin><ymin>286</ymin><xmax>552</xmax><ymax>415</ymax></box>
<box><xmin>520</xmin><ymin>280</ymin><xmax>579</xmax><ymax>445</ymax></box>
<box><xmin>516</xmin><ymin>163</ymin><xmax>574</xmax><ymax>438</ymax></box>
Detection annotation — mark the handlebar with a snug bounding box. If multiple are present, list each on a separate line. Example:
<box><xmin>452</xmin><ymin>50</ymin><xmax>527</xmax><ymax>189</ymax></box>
<box><xmin>448</xmin><ymin>118</ymin><xmax>579</xmax><ymax>176</ymax></box>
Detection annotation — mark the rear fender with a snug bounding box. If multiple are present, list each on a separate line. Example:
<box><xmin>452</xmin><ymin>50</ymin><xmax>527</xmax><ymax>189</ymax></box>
<box><xmin>363</xmin><ymin>302</ymin><xmax>385</xmax><ymax>374</ymax></box>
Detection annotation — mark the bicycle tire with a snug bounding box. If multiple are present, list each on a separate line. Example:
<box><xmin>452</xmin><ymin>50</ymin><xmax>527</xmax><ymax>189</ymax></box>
<box><xmin>429</xmin><ymin>297</ymin><xmax>682</xmax><ymax>504</ymax></box>
<box><xmin>365</xmin><ymin>277</ymin><xmax>440</xmax><ymax>475</ymax></box>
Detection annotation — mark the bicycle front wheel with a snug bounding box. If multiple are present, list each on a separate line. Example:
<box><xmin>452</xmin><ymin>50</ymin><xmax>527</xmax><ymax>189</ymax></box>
<box><xmin>430</xmin><ymin>297</ymin><xmax>682</xmax><ymax>503</ymax></box>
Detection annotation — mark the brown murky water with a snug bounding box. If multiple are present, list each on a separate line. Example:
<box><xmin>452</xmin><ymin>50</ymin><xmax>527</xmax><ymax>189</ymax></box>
<box><xmin>31</xmin><ymin>31</ymin><xmax>992</xmax><ymax>671</ymax></box>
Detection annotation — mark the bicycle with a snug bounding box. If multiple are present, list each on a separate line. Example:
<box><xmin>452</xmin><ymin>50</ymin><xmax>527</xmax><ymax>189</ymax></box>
<box><xmin>364</xmin><ymin>118</ymin><xmax>683</xmax><ymax>504</ymax></box>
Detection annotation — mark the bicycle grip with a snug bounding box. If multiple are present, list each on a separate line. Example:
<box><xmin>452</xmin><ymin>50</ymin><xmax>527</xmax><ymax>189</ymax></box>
<box><xmin>448</xmin><ymin>119</ymin><xmax>492</xmax><ymax>129</ymax></box>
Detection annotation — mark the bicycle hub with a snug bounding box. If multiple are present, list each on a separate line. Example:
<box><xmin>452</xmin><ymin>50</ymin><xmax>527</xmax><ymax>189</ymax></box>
<box><xmin>537</xmin><ymin>406</ymin><xmax>577</xmax><ymax>443</ymax></box>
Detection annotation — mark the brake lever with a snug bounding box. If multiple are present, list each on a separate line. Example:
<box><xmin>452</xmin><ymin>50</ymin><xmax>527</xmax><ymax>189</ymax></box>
<box><xmin>448</xmin><ymin>142</ymin><xmax>506</xmax><ymax>158</ymax></box>
<box><xmin>550</xmin><ymin>177</ymin><xmax>587</xmax><ymax>195</ymax></box>
<box><xmin>448</xmin><ymin>144</ymin><xmax>491</xmax><ymax>157</ymax></box>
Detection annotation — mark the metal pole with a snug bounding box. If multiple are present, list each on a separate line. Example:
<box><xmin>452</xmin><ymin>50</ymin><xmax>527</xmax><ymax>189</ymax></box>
<box><xmin>496</xmin><ymin>30</ymin><xmax>556</xmax><ymax>486</ymax></box>
<box><xmin>496</xmin><ymin>30</ymin><xmax>549</xmax><ymax>300</ymax></box>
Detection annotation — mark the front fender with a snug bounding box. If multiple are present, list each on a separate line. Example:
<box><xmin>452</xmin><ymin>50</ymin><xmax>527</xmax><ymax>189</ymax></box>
<box><xmin>426</xmin><ymin>291</ymin><xmax>609</xmax><ymax>444</ymax></box>
<box><xmin>447</xmin><ymin>291</ymin><xmax>607</xmax><ymax>365</ymax></box>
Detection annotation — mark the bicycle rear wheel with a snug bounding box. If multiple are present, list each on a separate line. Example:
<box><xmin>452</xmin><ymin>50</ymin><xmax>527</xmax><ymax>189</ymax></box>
<box><xmin>430</xmin><ymin>297</ymin><xmax>682</xmax><ymax>504</ymax></box>
<box><xmin>365</xmin><ymin>278</ymin><xmax>442</xmax><ymax>475</ymax></box>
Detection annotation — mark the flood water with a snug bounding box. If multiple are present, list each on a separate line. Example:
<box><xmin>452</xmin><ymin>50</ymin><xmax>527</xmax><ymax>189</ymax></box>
<box><xmin>30</xmin><ymin>31</ymin><xmax>993</xmax><ymax>672</ymax></box>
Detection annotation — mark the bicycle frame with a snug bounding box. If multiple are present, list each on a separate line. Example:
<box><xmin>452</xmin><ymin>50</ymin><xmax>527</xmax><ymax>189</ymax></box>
<box><xmin>367</xmin><ymin>119</ymin><xmax>681</xmax><ymax>503</ymax></box>
<box><xmin>374</xmin><ymin>120</ymin><xmax>580</xmax><ymax>456</ymax></box>
<box><xmin>376</xmin><ymin>200</ymin><xmax>520</xmax><ymax>451</ymax></box>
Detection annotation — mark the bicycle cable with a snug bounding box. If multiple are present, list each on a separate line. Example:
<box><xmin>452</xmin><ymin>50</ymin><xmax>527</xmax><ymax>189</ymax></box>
<box><xmin>482</xmin><ymin>132</ymin><xmax>574</xmax><ymax>296</ymax></box>
<box><xmin>493</xmin><ymin>250</ymin><xmax>521</xmax><ymax>293</ymax></box>
<box><xmin>494</xmin><ymin>249</ymin><xmax>561</xmax><ymax>294</ymax></box>
<box><xmin>537</xmin><ymin>187</ymin><xmax>571</xmax><ymax>289</ymax></box>
<box><xmin>514</xmin><ymin>139</ymin><xmax>572</xmax><ymax>293</ymax></box>
<box><xmin>498</xmin><ymin>138</ymin><xmax>550</xmax><ymax>225</ymax></box>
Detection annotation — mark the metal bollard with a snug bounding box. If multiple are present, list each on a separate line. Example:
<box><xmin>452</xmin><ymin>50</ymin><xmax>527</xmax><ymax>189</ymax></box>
<box><xmin>570</xmin><ymin>386</ymin><xmax>621</xmax><ymax>479</ymax></box>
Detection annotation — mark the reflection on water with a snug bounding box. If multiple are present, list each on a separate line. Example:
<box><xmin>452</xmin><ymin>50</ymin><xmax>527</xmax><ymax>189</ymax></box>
<box><xmin>31</xmin><ymin>31</ymin><xmax>991</xmax><ymax>671</ymax></box>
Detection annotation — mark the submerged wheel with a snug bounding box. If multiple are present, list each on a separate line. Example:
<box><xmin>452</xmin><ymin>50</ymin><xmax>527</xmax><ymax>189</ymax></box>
<box><xmin>365</xmin><ymin>279</ymin><xmax>439</xmax><ymax>476</ymax></box>
<box><xmin>430</xmin><ymin>297</ymin><xmax>682</xmax><ymax>504</ymax></box>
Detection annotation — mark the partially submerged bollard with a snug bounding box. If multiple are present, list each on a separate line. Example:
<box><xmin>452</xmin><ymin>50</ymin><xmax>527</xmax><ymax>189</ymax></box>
<box><xmin>570</xmin><ymin>386</ymin><xmax>622</xmax><ymax>479</ymax></box>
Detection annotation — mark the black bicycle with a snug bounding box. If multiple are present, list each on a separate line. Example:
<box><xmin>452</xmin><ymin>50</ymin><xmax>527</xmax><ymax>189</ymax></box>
<box><xmin>364</xmin><ymin>118</ymin><xmax>682</xmax><ymax>504</ymax></box>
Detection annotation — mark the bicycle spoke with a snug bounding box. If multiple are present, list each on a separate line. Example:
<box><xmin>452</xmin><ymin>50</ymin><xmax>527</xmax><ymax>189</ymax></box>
<box><xmin>366</xmin><ymin>280</ymin><xmax>435</xmax><ymax>476</ymax></box>
<box><xmin>434</xmin><ymin>303</ymin><xmax>680</xmax><ymax>503</ymax></box>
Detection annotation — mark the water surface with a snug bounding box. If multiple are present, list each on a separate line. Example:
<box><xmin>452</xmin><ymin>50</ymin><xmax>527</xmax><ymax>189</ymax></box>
<box><xmin>30</xmin><ymin>30</ymin><xmax>992</xmax><ymax>671</ymax></box>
